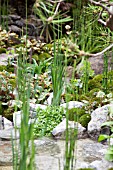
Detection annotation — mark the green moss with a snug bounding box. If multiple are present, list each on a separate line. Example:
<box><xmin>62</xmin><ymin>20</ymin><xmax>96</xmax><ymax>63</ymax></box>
<box><xmin>93</xmin><ymin>74</ymin><xmax>103</xmax><ymax>82</ymax></box>
<box><xmin>39</xmin><ymin>52</ymin><xmax>52</xmax><ymax>61</ymax></box>
<box><xmin>88</xmin><ymin>79</ymin><xmax>101</xmax><ymax>91</ymax></box>
<box><xmin>79</xmin><ymin>113</ymin><xmax>91</xmax><ymax>128</ymax></box>
<box><xmin>108</xmin><ymin>70</ymin><xmax>113</xmax><ymax>78</ymax></box>
<box><xmin>3</xmin><ymin>107</ymin><xmax>14</xmax><ymax>121</ymax></box>
<box><xmin>0</xmin><ymin>65</ymin><xmax>7</xmax><ymax>71</ymax></box>
<box><xmin>68</xmin><ymin>108</ymin><xmax>86</xmax><ymax>121</ymax></box>
<box><xmin>65</xmin><ymin>93</ymin><xmax>75</xmax><ymax>102</ymax></box>
<box><xmin>32</xmin><ymin>54</ymin><xmax>39</xmax><ymax>62</ymax></box>
<box><xmin>79</xmin><ymin>93</ymin><xmax>91</xmax><ymax>101</ymax></box>
<box><xmin>88</xmin><ymin>88</ymin><xmax>100</xmax><ymax>96</ymax></box>
<box><xmin>0</xmin><ymin>48</ymin><xmax>6</xmax><ymax>54</ymax></box>
<box><xmin>107</xmin><ymin>80</ymin><xmax>113</xmax><ymax>91</ymax></box>
<box><xmin>0</xmin><ymin>65</ymin><xmax>14</xmax><ymax>72</ymax></box>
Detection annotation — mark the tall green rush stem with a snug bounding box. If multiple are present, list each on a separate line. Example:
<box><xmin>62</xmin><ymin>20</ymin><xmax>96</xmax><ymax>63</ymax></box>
<box><xmin>12</xmin><ymin>0</ymin><xmax>35</xmax><ymax>169</ymax></box>
<box><xmin>51</xmin><ymin>22</ymin><xmax>64</xmax><ymax>106</ymax></box>
<box><xmin>102</xmin><ymin>53</ymin><xmax>108</xmax><ymax>94</ymax></box>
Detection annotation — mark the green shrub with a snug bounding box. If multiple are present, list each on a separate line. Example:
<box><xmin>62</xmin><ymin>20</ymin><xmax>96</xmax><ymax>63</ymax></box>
<box><xmin>34</xmin><ymin>106</ymin><xmax>65</xmax><ymax>137</ymax></box>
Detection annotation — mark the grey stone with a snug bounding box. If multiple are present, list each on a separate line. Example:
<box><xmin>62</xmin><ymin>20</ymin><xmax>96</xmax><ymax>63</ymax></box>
<box><xmin>9</xmin><ymin>15</ymin><xmax>21</xmax><ymax>21</ymax></box>
<box><xmin>47</xmin><ymin>92</ymin><xmax>53</xmax><ymax>105</ymax></box>
<box><xmin>88</xmin><ymin>104</ymin><xmax>110</xmax><ymax>139</ymax></box>
<box><xmin>34</xmin><ymin>137</ymin><xmax>60</xmax><ymax>155</ymax></box>
<box><xmin>0</xmin><ymin>138</ymin><xmax>113</xmax><ymax>170</ymax></box>
<box><xmin>0</xmin><ymin>54</ymin><xmax>9</xmax><ymax>65</ymax></box>
<box><xmin>0</xmin><ymin>128</ymin><xmax>19</xmax><ymax>140</ymax></box>
<box><xmin>60</xmin><ymin>101</ymin><xmax>84</xmax><ymax>109</ymax></box>
<box><xmin>52</xmin><ymin>118</ymin><xmax>86</xmax><ymax>139</ymax></box>
<box><xmin>30</xmin><ymin>103</ymin><xmax>47</xmax><ymax>111</ymax></box>
<box><xmin>9</xmin><ymin>25</ymin><xmax>22</xmax><ymax>35</ymax></box>
<box><xmin>13</xmin><ymin>111</ymin><xmax>21</xmax><ymax>128</ymax></box>
<box><xmin>0</xmin><ymin>141</ymin><xmax>12</xmax><ymax>166</ymax></box>
<box><xmin>88</xmin><ymin>53</ymin><xmax>113</xmax><ymax>75</ymax></box>
<box><xmin>89</xmin><ymin>159</ymin><xmax>113</xmax><ymax>170</ymax></box>
<box><xmin>3</xmin><ymin>117</ymin><xmax>13</xmax><ymax>130</ymax></box>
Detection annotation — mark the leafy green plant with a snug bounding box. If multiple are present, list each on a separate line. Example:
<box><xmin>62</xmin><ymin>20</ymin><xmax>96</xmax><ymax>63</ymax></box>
<box><xmin>80</xmin><ymin>60</ymin><xmax>94</xmax><ymax>93</ymax></box>
<box><xmin>0</xmin><ymin>71</ymin><xmax>15</xmax><ymax>102</ymax></box>
<box><xmin>34</xmin><ymin>106</ymin><xmax>65</xmax><ymax>137</ymax></box>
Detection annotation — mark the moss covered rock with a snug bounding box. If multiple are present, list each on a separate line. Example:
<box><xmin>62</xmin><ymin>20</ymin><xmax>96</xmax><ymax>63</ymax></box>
<box><xmin>79</xmin><ymin>113</ymin><xmax>91</xmax><ymax>128</ymax></box>
<box><xmin>68</xmin><ymin>107</ymin><xmax>86</xmax><ymax>121</ymax></box>
<box><xmin>93</xmin><ymin>74</ymin><xmax>103</xmax><ymax>82</ymax></box>
<box><xmin>88</xmin><ymin>79</ymin><xmax>101</xmax><ymax>91</ymax></box>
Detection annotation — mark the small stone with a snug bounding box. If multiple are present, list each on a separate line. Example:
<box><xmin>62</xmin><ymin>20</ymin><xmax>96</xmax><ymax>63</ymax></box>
<box><xmin>88</xmin><ymin>104</ymin><xmax>111</xmax><ymax>140</ymax></box>
<box><xmin>0</xmin><ymin>128</ymin><xmax>19</xmax><ymax>140</ymax></box>
<box><xmin>60</xmin><ymin>101</ymin><xmax>84</xmax><ymax>109</ymax></box>
<box><xmin>52</xmin><ymin>118</ymin><xmax>86</xmax><ymax>139</ymax></box>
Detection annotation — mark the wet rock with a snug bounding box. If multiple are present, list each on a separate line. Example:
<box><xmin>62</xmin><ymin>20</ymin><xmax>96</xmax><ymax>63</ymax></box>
<box><xmin>88</xmin><ymin>104</ymin><xmax>110</xmax><ymax>140</ymax></box>
<box><xmin>52</xmin><ymin>118</ymin><xmax>86</xmax><ymax>139</ymax></box>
